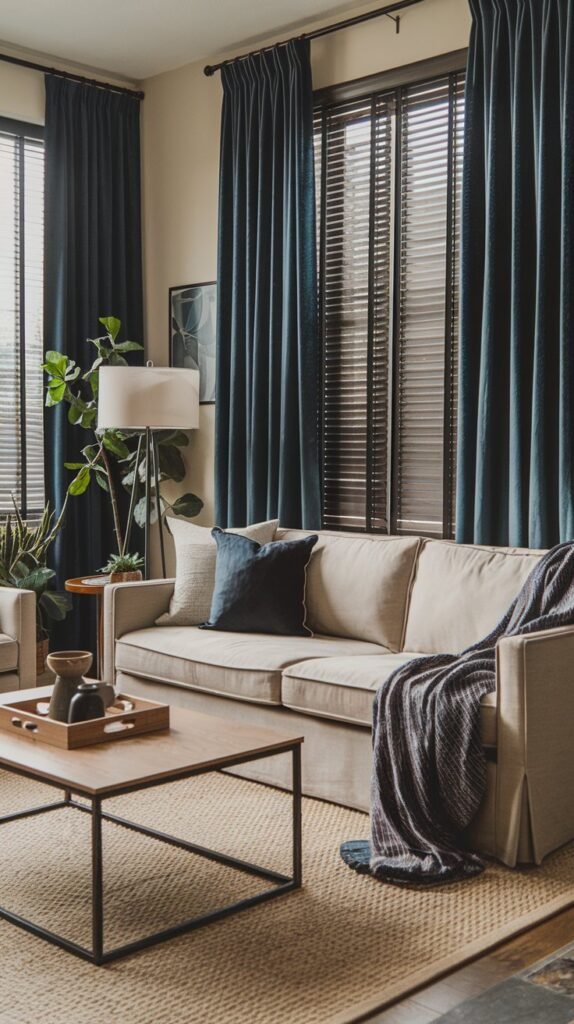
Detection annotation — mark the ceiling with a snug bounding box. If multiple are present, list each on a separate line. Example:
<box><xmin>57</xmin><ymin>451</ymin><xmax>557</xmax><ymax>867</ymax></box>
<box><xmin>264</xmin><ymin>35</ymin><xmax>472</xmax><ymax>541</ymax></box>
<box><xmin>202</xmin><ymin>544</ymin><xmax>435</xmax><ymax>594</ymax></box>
<box><xmin>0</xmin><ymin>0</ymin><xmax>370</xmax><ymax>81</ymax></box>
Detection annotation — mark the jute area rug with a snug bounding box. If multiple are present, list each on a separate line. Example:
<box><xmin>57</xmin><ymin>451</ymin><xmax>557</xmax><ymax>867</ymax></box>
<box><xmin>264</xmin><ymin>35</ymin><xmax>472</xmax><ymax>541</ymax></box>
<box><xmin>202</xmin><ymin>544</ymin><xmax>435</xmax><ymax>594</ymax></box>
<box><xmin>1</xmin><ymin>769</ymin><xmax>573</xmax><ymax>1024</ymax></box>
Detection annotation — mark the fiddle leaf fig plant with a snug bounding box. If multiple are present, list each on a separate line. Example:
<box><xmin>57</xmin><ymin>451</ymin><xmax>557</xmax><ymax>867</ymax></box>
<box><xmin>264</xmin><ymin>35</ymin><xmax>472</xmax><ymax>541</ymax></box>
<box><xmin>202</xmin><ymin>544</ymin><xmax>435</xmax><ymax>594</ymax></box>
<box><xmin>43</xmin><ymin>317</ymin><xmax>203</xmax><ymax>556</ymax></box>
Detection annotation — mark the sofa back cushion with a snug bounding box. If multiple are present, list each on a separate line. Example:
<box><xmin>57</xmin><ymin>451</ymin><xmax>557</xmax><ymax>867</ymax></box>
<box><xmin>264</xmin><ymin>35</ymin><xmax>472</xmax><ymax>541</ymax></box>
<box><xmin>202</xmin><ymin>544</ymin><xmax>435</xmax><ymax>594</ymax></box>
<box><xmin>403</xmin><ymin>539</ymin><xmax>544</xmax><ymax>655</ymax></box>
<box><xmin>277</xmin><ymin>530</ymin><xmax>421</xmax><ymax>650</ymax></box>
<box><xmin>157</xmin><ymin>518</ymin><xmax>279</xmax><ymax>626</ymax></box>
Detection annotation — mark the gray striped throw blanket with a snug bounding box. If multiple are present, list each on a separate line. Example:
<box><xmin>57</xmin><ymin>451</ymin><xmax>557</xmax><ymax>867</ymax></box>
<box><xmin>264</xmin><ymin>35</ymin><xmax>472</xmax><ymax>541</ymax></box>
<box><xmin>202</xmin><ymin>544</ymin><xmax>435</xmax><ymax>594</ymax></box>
<box><xmin>341</xmin><ymin>541</ymin><xmax>574</xmax><ymax>884</ymax></box>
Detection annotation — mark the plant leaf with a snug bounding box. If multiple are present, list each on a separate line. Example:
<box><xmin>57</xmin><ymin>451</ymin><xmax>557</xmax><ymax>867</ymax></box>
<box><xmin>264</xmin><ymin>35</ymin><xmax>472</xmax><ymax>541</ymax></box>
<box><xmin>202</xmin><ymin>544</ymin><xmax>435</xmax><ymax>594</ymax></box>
<box><xmin>81</xmin><ymin>443</ymin><xmax>100</xmax><ymax>462</ymax></box>
<box><xmin>158</xmin><ymin>430</ymin><xmax>189</xmax><ymax>448</ymax></box>
<box><xmin>102</xmin><ymin>433</ymin><xmax>130</xmax><ymax>460</ymax></box>
<box><xmin>108</xmin><ymin>352</ymin><xmax>128</xmax><ymax>367</ymax></box>
<box><xmin>94</xmin><ymin>471</ymin><xmax>110</xmax><ymax>492</ymax></box>
<box><xmin>134</xmin><ymin>495</ymin><xmax>159</xmax><ymax>527</ymax></box>
<box><xmin>80</xmin><ymin>408</ymin><xmax>97</xmax><ymax>429</ymax></box>
<box><xmin>83</xmin><ymin>356</ymin><xmax>103</xmax><ymax>380</ymax></box>
<box><xmin>157</xmin><ymin>444</ymin><xmax>186</xmax><ymax>483</ymax></box>
<box><xmin>113</xmin><ymin>340</ymin><xmax>143</xmax><ymax>353</ymax></box>
<box><xmin>12</xmin><ymin>552</ymin><xmax>41</xmax><ymax>577</ymax></box>
<box><xmin>16</xmin><ymin>566</ymin><xmax>55</xmax><ymax>592</ymax></box>
<box><xmin>121</xmin><ymin>466</ymin><xmax>136</xmax><ymax>488</ymax></box>
<box><xmin>43</xmin><ymin>351</ymin><xmax>68</xmax><ymax>375</ymax></box>
<box><xmin>39</xmin><ymin>590</ymin><xmax>72</xmax><ymax>622</ymax></box>
<box><xmin>68</xmin><ymin>403</ymin><xmax>83</xmax><ymax>424</ymax></box>
<box><xmin>68</xmin><ymin>392</ymin><xmax>87</xmax><ymax>410</ymax></box>
<box><xmin>99</xmin><ymin>316</ymin><xmax>121</xmax><ymax>341</ymax></box>
<box><xmin>88</xmin><ymin>337</ymin><xmax>110</xmax><ymax>358</ymax></box>
<box><xmin>46</xmin><ymin>380</ymin><xmax>66</xmax><ymax>406</ymax></box>
<box><xmin>68</xmin><ymin>466</ymin><xmax>91</xmax><ymax>495</ymax></box>
<box><xmin>169</xmin><ymin>493</ymin><xmax>204</xmax><ymax>519</ymax></box>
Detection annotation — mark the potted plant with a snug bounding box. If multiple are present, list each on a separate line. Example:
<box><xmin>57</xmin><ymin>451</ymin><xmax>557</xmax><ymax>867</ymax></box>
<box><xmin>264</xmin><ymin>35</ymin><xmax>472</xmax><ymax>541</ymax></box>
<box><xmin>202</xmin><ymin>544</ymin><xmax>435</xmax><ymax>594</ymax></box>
<box><xmin>43</xmin><ymin>317</ymin><xmax>203</xmax><ymax>561</ymax></box>
<box><xmin>100</xmin><ymin>551</ymin><xmax>144</xmax><ymax>583</ymax></box>
<box><xmin>0</xmin><ymin>500</ymin><xmax>72</xmax><ymax>674</ymax></box>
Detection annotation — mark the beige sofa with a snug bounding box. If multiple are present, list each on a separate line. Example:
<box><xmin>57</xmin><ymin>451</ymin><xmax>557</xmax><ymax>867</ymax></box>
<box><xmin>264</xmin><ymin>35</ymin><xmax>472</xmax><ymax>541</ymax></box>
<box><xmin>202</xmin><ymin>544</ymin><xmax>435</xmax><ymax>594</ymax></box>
<box><xmin>0</xmin><ymin>588</ymin><xmax>36</xmax><ymax>692</ymax></box>
<box><xmin>103</xmin><ymin>529</ymin><xmax>574</xmax><ymax>869</ymax></box>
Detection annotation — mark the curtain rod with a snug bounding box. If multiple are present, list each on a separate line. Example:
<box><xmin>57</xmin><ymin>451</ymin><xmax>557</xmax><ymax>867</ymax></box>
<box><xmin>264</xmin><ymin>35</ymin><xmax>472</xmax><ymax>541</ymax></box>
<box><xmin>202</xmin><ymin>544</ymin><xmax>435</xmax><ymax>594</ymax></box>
<box><xmin>0</xmin><ymin>50</ymin><xmax>144</xmax><ymax>99</ymax></box>
<box><xmin>204</xmin><ymin>0</ymin><xmax>426</xmax><ymax>76</ymax></box>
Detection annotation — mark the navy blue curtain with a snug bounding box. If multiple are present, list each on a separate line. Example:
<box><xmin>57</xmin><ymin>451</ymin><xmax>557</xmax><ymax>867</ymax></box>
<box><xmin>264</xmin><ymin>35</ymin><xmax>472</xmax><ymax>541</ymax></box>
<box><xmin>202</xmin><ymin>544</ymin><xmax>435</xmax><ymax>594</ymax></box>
<box><xmin>456</xmin><ymin>0</ymin><xmax>574</xmax><ymax>548</ymax></box>
<box><xmin>215</xmin><ymin>39</ymin><xmax>321</xmax><ymax>529</ymax></box>
<box><xmin>44</xmin><ymin>77</ymin><xmax>143</xmax><ymax>650</ymax></box>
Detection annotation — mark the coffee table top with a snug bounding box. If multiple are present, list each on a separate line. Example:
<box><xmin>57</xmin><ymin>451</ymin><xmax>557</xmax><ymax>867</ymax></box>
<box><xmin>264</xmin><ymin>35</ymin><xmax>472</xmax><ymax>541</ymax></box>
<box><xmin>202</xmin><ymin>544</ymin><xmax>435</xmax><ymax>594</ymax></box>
<box><xmin>0</xmin><ymin>687</ymin><xmax>303</xmax><ymax>797</ymax></box>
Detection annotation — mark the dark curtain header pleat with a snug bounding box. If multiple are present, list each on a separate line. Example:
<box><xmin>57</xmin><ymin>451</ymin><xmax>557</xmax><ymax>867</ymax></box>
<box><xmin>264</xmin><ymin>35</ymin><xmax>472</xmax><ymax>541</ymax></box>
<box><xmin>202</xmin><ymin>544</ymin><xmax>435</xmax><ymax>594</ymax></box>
<box><xmin>457</xmin><ymin>0</ymin><xmax>574</xmax><ymax>548</ymax></box>
<box><xmin>44</xmin><ymin>76</ymin><xmax>143</xmax><ymax>650</ymax></box>
<box><xmin>215</xmin><ymin>39</ymin><xmax>321</xmax><ymax>529</ymax></box>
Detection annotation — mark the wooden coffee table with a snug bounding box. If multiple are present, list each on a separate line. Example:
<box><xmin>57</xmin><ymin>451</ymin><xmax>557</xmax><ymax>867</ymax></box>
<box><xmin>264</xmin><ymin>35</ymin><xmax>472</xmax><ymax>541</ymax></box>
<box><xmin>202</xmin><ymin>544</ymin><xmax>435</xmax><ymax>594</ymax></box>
<box><xmin>0</xmin><ymin>686</ymin><xmax>303</xmax><ymax>965</ymax></box>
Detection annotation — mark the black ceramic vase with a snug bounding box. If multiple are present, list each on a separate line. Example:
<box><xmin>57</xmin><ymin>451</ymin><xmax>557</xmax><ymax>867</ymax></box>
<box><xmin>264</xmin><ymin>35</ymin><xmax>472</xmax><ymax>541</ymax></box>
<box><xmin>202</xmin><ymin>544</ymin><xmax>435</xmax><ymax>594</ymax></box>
<box><xmin>47</xmin><ymin>651</ymin><xmax>93</xmax><ymax>722</ymax></box>
<box><xmin>68</xmin><ymin>682</ymin><xmax>105</xmax><ymax>723</ymax></box>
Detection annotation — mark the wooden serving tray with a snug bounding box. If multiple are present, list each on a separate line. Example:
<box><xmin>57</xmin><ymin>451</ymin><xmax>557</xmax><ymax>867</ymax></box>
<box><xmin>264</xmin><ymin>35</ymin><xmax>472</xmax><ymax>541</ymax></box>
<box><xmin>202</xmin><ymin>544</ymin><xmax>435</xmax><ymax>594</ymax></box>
<box><xmin>0</xmin><ymin>693</ymin><xmax>170</xmax><ymax>750</ymax></box>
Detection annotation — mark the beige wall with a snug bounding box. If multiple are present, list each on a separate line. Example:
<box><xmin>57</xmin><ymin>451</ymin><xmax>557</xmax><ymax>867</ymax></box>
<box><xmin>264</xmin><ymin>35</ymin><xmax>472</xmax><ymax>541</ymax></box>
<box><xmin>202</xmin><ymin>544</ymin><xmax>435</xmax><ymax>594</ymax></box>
<box><xmin>0</xmin><ymin>45</ymin><xmax>138</xmax><ymax>125</ymax></box>
<box><xmin>142</xmin><ymin>0</ymin><xmax>471</xmax><ymax>544</ymax></box>
<box><xmin>0</xmin><ymin>62</ymin><xmax>45</xmax><ymax>123</ymax></box>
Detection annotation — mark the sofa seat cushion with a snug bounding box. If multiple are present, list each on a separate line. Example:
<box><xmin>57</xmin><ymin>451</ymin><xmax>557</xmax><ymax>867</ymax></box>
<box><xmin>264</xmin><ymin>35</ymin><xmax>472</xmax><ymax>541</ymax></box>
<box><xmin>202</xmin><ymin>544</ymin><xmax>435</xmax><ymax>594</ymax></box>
<box><xmin>115</xmin><ymin>627</ymin><xmax>386</xmax><ymax>706</ymax></box>
<box><xmin>0</xmin><ymin>634</ymin><xmax>18</xmax><ymax>673</ymax></box>
<box><xmin>404</xmin><ymin>540</ymin><xmax>544</xmax><ymax>655</ymax></box>
<box><xmin>282</xmin><ymin>654</ymin><xmax>497</xmax><ymax>745</ymax></box>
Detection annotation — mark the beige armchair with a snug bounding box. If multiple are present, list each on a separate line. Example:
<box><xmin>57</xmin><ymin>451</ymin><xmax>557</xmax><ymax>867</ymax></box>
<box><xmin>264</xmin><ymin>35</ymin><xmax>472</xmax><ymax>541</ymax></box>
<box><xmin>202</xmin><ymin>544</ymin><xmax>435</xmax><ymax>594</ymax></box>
<box><xmin>0</xmin><ymin>588</ymin><xmax>36</xmax><ymax>691</ymax></box>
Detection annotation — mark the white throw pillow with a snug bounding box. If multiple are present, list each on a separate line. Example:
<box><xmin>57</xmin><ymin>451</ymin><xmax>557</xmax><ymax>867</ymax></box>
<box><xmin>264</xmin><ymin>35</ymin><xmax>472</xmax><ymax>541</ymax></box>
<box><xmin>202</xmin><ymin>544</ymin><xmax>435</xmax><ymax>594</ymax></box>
<box><xmin>156</xmin><ymin>518</ymin><xmax>279</xmax><ymax>626</ymax></box>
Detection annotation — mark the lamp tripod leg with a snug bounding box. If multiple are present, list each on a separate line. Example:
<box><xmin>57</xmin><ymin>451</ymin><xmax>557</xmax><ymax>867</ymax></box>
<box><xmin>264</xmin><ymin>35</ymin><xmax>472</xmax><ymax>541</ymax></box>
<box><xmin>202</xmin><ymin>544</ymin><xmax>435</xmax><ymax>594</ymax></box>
<box><xmin>152</xmin><ymin>434</ymin><xmax>167</xmax><ymax>579</ymax></box>
<box><xmin>124</xmin><ymin>433</ymin><xmax>143</xmax><ymax>558</ymax></box>
<box><xmin>144</xmin><ymin>427</ymin><xmax>152</xmax><ymax>580</ymax></box>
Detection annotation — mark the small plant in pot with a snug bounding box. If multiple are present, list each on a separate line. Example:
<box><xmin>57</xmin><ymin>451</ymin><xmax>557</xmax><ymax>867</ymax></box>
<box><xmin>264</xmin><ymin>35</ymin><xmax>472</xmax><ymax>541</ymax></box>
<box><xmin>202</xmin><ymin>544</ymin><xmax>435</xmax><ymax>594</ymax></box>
<box><xmin>100</xmin><ymin>552</ymin><xmax>144</xmax><ymax>583</ymax></box>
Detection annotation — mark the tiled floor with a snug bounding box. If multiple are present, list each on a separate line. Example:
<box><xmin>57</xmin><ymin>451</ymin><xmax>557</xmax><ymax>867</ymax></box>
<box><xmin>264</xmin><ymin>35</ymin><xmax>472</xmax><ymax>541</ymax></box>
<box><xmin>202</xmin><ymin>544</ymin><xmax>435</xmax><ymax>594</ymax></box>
<box><xmin>435</xmin><ymin>942</ymin><xmax>574</xmax><ymax>1023</ymax></box>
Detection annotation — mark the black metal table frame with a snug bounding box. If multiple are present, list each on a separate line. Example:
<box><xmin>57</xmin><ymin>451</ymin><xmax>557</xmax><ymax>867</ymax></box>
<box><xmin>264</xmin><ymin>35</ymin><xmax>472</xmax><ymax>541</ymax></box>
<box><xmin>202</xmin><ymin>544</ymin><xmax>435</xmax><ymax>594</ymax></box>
<box><xmin>0</xmin><ymin>742</ymin><xmax>302</xmax><ymax>965</ymax></box>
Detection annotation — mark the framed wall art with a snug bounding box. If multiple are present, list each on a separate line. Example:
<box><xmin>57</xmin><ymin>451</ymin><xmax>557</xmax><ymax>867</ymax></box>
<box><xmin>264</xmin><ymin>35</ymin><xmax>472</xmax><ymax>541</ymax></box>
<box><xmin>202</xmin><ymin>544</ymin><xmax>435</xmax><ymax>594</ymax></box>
<box><xmin>169</xmin><ymin>281</ymin><xmax>216</xmax><ymax>404</ymax></box>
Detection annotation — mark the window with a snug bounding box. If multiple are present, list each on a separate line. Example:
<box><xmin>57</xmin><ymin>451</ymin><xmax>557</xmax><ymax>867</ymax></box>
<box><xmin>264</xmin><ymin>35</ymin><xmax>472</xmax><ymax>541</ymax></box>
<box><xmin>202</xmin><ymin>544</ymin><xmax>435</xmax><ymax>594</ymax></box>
<box><xmin>0</xmin><ymin>117</ymin><xmax>45</xmax><ymax>518</ymax></box>
<box><xmin>314</xmin><ymin>60</ymin><xmax>465</xmax><ymax>537</ymax></box>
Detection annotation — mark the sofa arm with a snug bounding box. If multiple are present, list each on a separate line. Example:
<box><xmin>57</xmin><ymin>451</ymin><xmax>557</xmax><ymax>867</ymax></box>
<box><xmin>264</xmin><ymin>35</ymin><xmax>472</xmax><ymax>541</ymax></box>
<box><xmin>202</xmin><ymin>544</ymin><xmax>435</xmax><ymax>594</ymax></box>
<box><xmin>102</xmin><ymin>579</ymin><xmax>175</xmax><ymax>685</ymax></box>
<box><xmin>0</xmin><ymin>588</ymin><xmax>36</xmax><ymax>688</ymax></box>
<box><xmin>494</xmin><ymin>624</ymin><xmax>574</xmax><ymax>865</ymax></box>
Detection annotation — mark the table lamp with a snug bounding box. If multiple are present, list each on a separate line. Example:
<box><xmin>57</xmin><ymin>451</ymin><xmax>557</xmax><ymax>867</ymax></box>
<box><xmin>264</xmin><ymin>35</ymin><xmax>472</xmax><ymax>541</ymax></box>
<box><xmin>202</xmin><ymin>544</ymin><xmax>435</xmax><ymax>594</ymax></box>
<box><xmin>97</xmin><ymin>363</ymin><xmax>200</xmax><ymax>579</ymax></box>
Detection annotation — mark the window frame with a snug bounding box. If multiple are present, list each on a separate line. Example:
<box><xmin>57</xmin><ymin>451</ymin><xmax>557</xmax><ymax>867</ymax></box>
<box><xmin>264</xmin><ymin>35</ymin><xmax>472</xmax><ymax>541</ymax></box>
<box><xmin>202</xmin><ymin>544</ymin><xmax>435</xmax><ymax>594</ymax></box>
<box><xmin>0</xmin><ymin>116</ymin><xmax>45</xmax><ymax>520</ymax></box>
<box><xmin>314</xmin><ymin>50</ymin><xmax>467</xmax><ymax>538</ymax></box>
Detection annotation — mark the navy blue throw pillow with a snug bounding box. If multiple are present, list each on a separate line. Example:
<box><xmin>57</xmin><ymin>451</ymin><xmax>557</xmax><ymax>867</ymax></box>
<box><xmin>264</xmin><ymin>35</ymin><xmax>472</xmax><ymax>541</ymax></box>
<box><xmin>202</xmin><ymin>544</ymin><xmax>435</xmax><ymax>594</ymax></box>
<box><xmin>201</xmin><ymin>530</ymin><xmax>319</xmax><ymax>636</ymax></box>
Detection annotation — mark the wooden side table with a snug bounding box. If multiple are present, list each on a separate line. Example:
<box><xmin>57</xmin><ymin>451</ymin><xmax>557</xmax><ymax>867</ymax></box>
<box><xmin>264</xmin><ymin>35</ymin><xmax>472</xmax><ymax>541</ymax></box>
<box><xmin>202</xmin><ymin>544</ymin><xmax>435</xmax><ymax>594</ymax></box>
<box><xmin>64</xmin><ymin>575</ymin><xmax>110</xmax><ymax>678</ymax></box>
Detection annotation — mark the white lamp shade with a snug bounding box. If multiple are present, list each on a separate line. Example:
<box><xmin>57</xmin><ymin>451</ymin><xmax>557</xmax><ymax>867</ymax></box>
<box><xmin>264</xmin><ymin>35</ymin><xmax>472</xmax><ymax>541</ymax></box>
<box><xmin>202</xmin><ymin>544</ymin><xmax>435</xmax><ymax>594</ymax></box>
<box><xmin>97</xmin><ymin>366</ymin><xmax>200</xmax><ymax>431</ymax></box>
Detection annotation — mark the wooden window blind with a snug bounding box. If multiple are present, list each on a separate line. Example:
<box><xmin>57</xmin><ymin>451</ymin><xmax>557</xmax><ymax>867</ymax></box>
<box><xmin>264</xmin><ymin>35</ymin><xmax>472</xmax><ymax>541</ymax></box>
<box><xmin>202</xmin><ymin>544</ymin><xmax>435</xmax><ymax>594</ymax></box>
<box><xmin>0</xmin><ymin>119</ymin><xmax>45</xmax><ymax>518</ymax></box>
<box><xmin>315</xmin><ymin>68</ymin><xmax>465</xmax><ymax>537</ymax></box>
